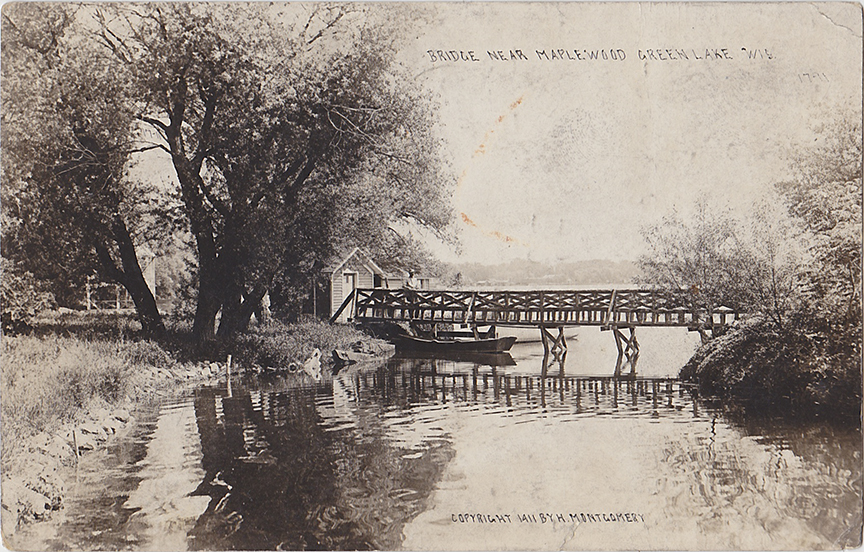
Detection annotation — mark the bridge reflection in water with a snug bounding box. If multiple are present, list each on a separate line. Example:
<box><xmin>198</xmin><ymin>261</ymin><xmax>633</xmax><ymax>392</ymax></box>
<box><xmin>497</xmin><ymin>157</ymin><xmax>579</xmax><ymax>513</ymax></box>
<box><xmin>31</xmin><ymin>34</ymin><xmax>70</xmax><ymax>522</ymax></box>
<box><xmin>24</xmin><ymin>350</ymin><xmax>860</xmax><ymax>551</ymax></box>
<box><xmin>187</xmin><ymin>353</ymin><xmax>700</xmax><ymax>549</ymax></box>
<box><xmin>172</xmin><ymin>343</ymin><xmax>864</xmax><ymax>552</ymax></box>
<box><xmin>365</xmin><ymin>353</ymin><xmax>694</xmax><ymax>415</ymax></box>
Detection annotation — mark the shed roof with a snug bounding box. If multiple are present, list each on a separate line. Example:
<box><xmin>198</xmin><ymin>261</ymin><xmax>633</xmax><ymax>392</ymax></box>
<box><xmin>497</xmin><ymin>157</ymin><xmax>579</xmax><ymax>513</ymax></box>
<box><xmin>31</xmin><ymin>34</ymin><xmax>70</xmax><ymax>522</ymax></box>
<box><xmin>322</xmin><ymin>247</ymin><xmax>387</xmax><ymax>277</ymax></box>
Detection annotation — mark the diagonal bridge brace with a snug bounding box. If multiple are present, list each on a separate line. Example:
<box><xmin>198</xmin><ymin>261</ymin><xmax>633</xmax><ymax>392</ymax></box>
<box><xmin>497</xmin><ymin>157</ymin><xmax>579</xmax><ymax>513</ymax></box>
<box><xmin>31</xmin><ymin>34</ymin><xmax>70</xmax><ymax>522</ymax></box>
<box><xmin>539</xmin><ymin>325</ymin><xmax>567</xmax><ymax>356</ymax></box>
<box><xmin>611</xmin><ymin>325</ymin><xmax>640</xmax><ymax>376</ymax></box>
<box><xmin>612</xmin><ymin>326</ymin><xmax>639</xmax><ymax>357</ymax></box>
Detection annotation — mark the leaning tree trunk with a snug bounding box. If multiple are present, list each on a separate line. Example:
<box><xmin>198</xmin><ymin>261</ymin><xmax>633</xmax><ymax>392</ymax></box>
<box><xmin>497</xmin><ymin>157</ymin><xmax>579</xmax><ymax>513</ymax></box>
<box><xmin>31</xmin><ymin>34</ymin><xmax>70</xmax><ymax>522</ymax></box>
<box><xmin>232</xmin><ymin>287</ymin><xmax>269</xmax><ymax>335</ymax></box>
<box><xmin>216</xmin><ymin>277</ymin><xmax>268</xmax><ymax>338</ymax></box>
<box><xmin>94</xmin><ymin>215</ymin><xmax>166</xmax><ymax>337</ymax></box>
<box><xmin>112</xmin><ymin>217</ymin><xmax>165</xmax><ymax>336</ymax></box>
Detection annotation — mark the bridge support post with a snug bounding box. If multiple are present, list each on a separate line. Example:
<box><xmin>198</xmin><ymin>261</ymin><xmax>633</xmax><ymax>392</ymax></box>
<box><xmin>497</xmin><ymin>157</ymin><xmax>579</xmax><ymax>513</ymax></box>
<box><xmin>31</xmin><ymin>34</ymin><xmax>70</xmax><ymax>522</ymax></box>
<box><xmin>612</xmin><ymin>326</ymin><xmax>639</xmax><ymax>376</ymax></box>
<box><xmin>540</xmin><ymin>326</ymin><xmax>567</xmax><ymax>357</ymax></box>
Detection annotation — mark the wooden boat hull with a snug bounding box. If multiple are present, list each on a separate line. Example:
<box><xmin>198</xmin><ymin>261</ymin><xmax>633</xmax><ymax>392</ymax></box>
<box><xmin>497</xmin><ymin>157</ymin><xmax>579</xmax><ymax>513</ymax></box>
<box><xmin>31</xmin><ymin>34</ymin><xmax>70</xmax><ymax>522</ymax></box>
<box><xmin>393</xmin><ymin>350</ymin><xmax>516</xmax><ymax>367</ymax></box>
<box><xmin>395</xmin><ymin>335</ymin><xmax>517</xmax><ymax>353</ymax></box>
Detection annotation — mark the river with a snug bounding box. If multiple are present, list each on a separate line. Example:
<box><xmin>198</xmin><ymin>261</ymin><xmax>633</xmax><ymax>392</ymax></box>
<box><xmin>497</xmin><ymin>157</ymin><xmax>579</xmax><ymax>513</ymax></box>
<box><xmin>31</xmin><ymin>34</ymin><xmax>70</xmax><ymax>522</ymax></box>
<box><xmin>17</xmin><ymin>328</ymin><xmax>863</xmax><ymax>550</ymax></box>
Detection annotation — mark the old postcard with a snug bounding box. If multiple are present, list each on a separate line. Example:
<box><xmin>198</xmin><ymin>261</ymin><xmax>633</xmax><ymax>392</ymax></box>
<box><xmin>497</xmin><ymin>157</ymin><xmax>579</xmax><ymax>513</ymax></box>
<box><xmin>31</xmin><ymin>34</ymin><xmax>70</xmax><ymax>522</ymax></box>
<box><xmin>1</xmin><ymin>2</ymin><xmax>861</xmax><ymax>551</ymax></box>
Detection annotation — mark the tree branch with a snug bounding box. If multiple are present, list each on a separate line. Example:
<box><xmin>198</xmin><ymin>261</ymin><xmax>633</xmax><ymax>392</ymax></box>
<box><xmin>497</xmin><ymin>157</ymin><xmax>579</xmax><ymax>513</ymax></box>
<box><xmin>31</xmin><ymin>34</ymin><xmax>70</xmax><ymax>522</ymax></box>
<box><xmin>330</xmin><ymin>108</ymin><xmax>377</xmax><ymax>145</ymax></box>
<box><xmin>199</xmin><ymin>177</ymin><xmax>231</xmax><ymax>219</ymax></box>
<box><xmin>306</xmin><ymin>10</ymin><xmax>343</xmax><ymax>46</ymax></box>
<box><xmin>141</xmin><ymin>116</ymin><xmax>169</xmax><ymax>134</ymax></box>
<box><xmin>126</xmin><ymin>143</ymin><xmax>171</xmax><ymax>155</ymax></box>
<box><xmin>249</xmin><ymin>156</ymin><xmax>306</xmax><ymax>209</ymax></box>
<box><xmin>286</xmin><ymin>154</ymin><xmax>317</xmax><ymax>197</ymax></box>
<box><xmin>193</xmin><ymin>93</ymin><xmax>218</xmax><ymax>167</ymax></box>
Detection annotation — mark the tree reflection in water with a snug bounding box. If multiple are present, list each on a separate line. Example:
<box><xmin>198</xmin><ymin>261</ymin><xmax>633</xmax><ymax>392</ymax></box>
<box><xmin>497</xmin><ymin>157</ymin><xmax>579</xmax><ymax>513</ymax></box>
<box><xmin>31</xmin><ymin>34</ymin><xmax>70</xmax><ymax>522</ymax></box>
<box><xmin>189</xmin><ymin>379</ymin><xmax>455</xmax><ymax>551</ymax></box>
<box><xmin>185</xmin><ymin>353</ymin><xmax>861</xmax><ymax>550</ymax></box>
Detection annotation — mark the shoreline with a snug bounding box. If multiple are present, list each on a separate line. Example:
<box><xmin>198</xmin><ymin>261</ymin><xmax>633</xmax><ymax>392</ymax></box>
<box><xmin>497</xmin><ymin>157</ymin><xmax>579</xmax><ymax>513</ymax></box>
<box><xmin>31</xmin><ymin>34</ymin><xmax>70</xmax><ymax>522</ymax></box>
<box><xmin>679</xmin><ymin>318</ymin><xmax>862</xmax><ymax>426</ymax></box>
<box><xmin>1</xmin><ymin>357</ymin><xmax>223</xmax><ymax>542</ymax></box>
<box><xmin>1</xmin><ymin>320</ymin><xmax>393</xmax><ymax>543</ymax></box>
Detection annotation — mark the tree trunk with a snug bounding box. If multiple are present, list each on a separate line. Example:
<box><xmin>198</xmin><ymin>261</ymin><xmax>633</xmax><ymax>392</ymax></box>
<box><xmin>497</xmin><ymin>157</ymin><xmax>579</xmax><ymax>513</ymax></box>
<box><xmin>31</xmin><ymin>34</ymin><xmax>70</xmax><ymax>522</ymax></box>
<box><xmin>94</xmin><ymin>215</ymin><xmax>166</xmax><ymax>337</ymax></box>
<box><xmin>111</xmin><ymin>216</ymin><xmax>165</xmax><ymax>337</ymax></box>
<box><xmin>170</xmin><ymin>155</ymin><xmax>222</xmax><ymax>344</ymax></box>
<box><xmin>217</xmin><ymin>284</ymin><xmax>267</xmax><ymax>338</ymax></box>
<box><xmin>252</xmin><ymin>292</ymin><xmax>272</xmax><ymax>326</ymax></box>
<box><xmin>216</xmin><ymin>285</ymin><xmax>243</xmax><ymax>338</ymax></box>
<box><xmin>236</xmin><ymin>287</ymin><xmax>269</xmax><ymax>333</ymax></box>
<box><xmin>159</xmin><ymin>85</ymin><xmax>226</xmax><ymax>345</ymax></box>
<box><xmin>193</xmin><ymin>262</ymin><xmax>222</xmax><ymax>344</ymax></box>
<box><xmin>193</xmin><ymin>293</ymin><xmax>221</xmax><ymax>345</ymax></box>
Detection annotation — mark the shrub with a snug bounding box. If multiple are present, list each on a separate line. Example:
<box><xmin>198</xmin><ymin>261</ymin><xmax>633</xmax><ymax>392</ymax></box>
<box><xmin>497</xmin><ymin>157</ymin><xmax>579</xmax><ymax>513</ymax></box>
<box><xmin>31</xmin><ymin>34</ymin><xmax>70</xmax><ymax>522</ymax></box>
<box><xmin>231</xmin><ymin>318</ymin><xmax>369</xmax><ymax>371</ymax></box>
<box><xmin>1</xmin><ymin>265</ymin><xmax>55</xmax><ymax>335</ymax></box>
<box><xmin>681</xmin><ymin>317</ymin><xmax>862</xmax><ymax>423</ymax></box>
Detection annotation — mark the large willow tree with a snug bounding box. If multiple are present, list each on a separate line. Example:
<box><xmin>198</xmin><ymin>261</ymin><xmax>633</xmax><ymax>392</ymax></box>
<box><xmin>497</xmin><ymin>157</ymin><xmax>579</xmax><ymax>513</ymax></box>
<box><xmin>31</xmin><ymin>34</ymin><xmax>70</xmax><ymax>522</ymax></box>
<box><xmin>99</xmin><ymin>4</ymin><xmax>452</xmax><ymax>342</ymax></box>
<box><xmin>4</xmin><ymin>4</ymin><xmax>454</xmax><ymax>341</ymax></box>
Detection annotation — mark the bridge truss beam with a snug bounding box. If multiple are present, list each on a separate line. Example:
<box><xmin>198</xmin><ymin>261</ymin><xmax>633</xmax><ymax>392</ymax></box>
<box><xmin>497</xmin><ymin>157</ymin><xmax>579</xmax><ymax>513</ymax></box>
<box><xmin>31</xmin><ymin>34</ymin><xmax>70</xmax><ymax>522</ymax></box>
<box><xmin>609</xmin><ymin>326</ymin><xmax>639</xmax><ymax>376</ymax></box>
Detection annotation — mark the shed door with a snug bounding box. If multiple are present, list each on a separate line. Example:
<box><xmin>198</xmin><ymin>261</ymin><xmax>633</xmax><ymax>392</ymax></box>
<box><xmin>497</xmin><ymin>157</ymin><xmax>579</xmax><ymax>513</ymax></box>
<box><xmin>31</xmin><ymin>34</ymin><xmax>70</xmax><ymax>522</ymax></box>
<box><xmin>340</xmin><ymin>272</ymin><xmax>357</xmax><ymax>323</ymax></box>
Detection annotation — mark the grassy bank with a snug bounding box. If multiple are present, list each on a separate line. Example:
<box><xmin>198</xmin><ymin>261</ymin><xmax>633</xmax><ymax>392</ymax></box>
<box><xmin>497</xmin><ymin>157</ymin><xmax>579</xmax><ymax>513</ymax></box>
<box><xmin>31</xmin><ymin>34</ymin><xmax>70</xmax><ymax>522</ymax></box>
<box><xmin>230</xmin><ymin>318</ymin><xmax>380</xmax><ymax>372</ymax></box>
<box><xmin>1</xmin><ymin>329</ymin><xmax>195</xmax><ymax>535</ymax></box>
<box><xmin>2</xmin><ymin>335</ymin><xmax>173</xmax><ymax>465</ymax></box>
<box><xmin>680</xmin><ymin>318</ymin><xmax>862</xmax><ymax>424</ymax></box>
<box><xmin>1</xmin><ymin>312</ymin><xmax>388</xmax><ymax>533</ymax></box>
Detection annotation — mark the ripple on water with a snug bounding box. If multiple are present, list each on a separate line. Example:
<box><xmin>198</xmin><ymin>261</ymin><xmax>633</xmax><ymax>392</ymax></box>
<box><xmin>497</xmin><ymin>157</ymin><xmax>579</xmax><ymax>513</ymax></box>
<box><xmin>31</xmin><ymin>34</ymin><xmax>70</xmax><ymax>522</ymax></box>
<box><xmin>23</xmin><ymin>348</ymin><xmax>863</xmax><ymax>551</ymax></box>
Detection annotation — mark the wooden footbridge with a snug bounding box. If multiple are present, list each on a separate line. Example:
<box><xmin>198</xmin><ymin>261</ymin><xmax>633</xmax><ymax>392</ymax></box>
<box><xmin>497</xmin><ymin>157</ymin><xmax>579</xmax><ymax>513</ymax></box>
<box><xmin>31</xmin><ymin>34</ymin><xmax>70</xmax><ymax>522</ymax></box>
<box><xmin>332</xmin><ymin>288</ymin><xmax>743</xmax><ymax>366</ymax></box>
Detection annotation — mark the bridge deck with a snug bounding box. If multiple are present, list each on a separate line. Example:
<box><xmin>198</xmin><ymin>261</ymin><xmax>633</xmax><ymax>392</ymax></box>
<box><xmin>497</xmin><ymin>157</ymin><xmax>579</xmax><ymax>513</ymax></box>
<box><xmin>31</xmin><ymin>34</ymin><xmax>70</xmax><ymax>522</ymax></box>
<box><xmin>350</xmin><ymin>288</ymin><xmax>741</xmax><ymax>328</ymax></box>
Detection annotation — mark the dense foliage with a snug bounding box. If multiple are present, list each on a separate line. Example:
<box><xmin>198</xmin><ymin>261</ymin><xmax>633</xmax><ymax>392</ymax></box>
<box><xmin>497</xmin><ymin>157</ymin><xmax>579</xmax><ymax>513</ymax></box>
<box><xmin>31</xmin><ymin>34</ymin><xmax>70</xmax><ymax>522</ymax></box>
<box><xmin>2</xmin><ymin>4</ymin><xmax>454</xmax><ymax>342</ymax></box>
<box><xmin>2</xmin><ymin>4</ymin><xmax>170</xmax><ymax>334</ymax></box>
<box><xmin>642</xmin><ymin>115</ymin><xmax>862</xmax><ymax>420</ymax></box>
<box><xmin>0</xmin><ymin>261</ymin><xmax>55</xmax><ymax>335</ymax></box>
<box><xmin>680</xmin><ymin>316</ymin><xmax>861</xmax><ymax>422</ymax></box>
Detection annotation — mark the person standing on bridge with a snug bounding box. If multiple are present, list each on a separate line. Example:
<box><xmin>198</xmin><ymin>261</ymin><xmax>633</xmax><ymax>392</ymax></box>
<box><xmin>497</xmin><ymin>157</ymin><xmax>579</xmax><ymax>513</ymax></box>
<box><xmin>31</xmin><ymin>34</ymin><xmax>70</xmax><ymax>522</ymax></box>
<box><xmin>404</xmin><ymin>272</ymin><xmax>420</xmax><ymax>320</ymax></box>
<box><xmin>405</xmin><ymin>272</ymin><xmax>419</xmax><ymax>290</ymax></box>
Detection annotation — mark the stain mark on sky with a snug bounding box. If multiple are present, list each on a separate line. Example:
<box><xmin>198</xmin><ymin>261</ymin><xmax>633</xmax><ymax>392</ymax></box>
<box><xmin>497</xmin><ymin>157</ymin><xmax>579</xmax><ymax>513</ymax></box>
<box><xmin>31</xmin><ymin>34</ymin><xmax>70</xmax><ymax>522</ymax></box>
<box><xmin>461</xmin><ymin>212</ymin><xmax>525</xmax><ymax>246</ymax></box>
<box><xmin>457</xmin><ymin>95</ymin><xmax>526</xmax><ymax>245</ymax></box>
<box><xmin>468</xmin><ymin>95</ymin><xmax>525</xmax><ymax>161</ymax></box>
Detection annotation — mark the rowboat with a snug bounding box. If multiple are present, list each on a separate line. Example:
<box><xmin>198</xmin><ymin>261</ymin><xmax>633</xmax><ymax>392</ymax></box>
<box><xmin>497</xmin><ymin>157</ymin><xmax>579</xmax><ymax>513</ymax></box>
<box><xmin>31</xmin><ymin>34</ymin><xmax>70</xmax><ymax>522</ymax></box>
<box><xmin>394</xmin><ymin>334</ymin><xmax>517</xmax><ymax>353</ymax></box>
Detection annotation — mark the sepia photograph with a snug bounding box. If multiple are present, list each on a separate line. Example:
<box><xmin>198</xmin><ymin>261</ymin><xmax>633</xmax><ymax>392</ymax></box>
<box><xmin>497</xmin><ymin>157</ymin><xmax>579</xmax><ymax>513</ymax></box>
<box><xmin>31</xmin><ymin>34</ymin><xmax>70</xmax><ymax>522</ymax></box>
<box><xmin>1</xmin><ymin>2</ymin><xmax>861</xmax><ymax>550</ymax></box>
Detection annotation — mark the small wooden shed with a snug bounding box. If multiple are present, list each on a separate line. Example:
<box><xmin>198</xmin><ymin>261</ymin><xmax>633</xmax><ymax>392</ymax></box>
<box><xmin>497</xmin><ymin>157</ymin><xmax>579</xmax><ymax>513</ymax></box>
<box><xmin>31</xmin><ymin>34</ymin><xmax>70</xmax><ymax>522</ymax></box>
<box><xmin>321</xmin><ymin>248</ymin><xmax>435</xmax><ymax>323</ymax></box>
<box><xmin>323</xmin><ymin>248</ymin><xmax>387</xmax><ymax>323</ymax></box>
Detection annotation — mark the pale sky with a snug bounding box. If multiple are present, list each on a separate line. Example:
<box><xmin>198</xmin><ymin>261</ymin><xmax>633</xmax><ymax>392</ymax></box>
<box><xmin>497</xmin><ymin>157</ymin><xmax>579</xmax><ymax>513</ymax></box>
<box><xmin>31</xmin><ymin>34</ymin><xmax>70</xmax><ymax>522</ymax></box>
<box><xmin>128</xmin><ymin>3</ymin><xmax>862</xmax><ymax>266</ymax></box>
<box><xmin>394</xmin><ymin>2</ymin><xmax>862</xmax><ymax>264</ymax></box>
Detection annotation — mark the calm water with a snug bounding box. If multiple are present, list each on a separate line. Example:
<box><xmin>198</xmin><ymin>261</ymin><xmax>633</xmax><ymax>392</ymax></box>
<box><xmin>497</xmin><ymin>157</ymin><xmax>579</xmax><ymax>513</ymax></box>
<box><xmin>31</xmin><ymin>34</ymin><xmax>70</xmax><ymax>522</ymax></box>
<box><xmin>19</xmin><ymin>330</ymin><xmax>863</xmax><ymax>550</ymax></box>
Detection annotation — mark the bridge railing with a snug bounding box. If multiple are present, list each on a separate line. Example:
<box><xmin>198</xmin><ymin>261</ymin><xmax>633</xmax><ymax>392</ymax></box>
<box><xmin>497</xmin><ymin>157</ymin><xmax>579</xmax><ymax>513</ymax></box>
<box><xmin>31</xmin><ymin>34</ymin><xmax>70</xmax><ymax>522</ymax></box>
<box><xmin>352</xmin><ymin>288</ymin><xmax>742</xmax><ymax>328</ymax></box>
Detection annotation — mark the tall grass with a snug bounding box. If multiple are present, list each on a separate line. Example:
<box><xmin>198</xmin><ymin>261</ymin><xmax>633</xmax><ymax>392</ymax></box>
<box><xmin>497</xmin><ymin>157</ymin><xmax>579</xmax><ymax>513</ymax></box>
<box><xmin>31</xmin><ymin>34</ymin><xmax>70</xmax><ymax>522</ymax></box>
<box><xmin>1</xmin><ymin>314</ymin><xmax>378</xmax><ymax>472</ymax></box>
<box><xmin>1</xmin><ymin>334</ymin><xmax>172</xmax><ymax>469</ymax></box>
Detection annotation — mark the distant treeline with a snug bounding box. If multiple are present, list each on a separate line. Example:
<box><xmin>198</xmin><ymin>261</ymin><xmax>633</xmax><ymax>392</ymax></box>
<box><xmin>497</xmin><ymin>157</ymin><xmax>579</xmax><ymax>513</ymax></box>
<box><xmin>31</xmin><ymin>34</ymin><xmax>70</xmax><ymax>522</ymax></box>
<box><xmin>445</xmin><ymin>259</ymin><xmax>638</xmax><ymax>287</ymax></box>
